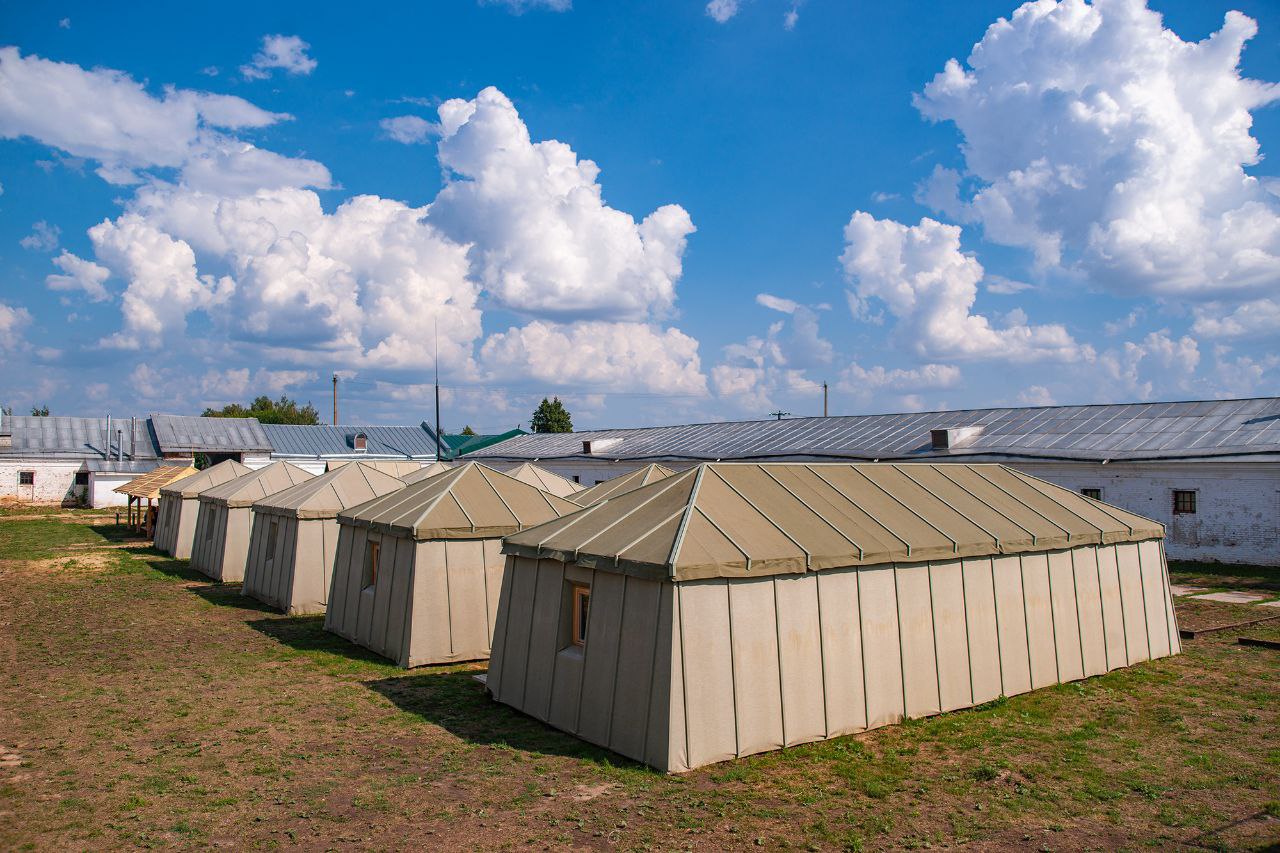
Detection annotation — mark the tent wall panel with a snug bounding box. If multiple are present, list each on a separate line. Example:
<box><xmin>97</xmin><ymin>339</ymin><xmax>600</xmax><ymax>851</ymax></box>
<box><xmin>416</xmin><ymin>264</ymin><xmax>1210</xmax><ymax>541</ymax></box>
<box><xmin>1048</xmin><ymin>550</ymin><xmax>1085</xmax><ymax>683</ymax></box>
<box><xmin>992</xmin><ymin>555</ymin><xmax>1032</xmax><ymax>695</ymax></box>
<box><xmin>930</xmin><ymin>561</ymin><xmax>973</xmax><ymax>713</ymax></box>
<box><xmin>896</xmin><ymin>564</ymin><xmax>941</xmax><ymax>720</ymax></box>
<box><xmin>405</xmin><ymin>541</ymin><xmax>447</xmax><ymax>666</ymax></box>
<box><xmin>1116</xmin><ymin>543</ymin><xmax>1150</xmax><ymax>663</ymax></box>
<box><xmin>444</xmin><ymin>540</ymin><xmax>491</xmax><ymax>660</ymax></box>
<box><xmin>546</xmin><ymin>563</ymin><xmax>595</xmax><ymax>733</ymax></box>
<box><xmin>486</xmin><ymin>558</ymin><xmax>518</xmax><ymax>701</ymax></box>
<box><xmin>1020</xmin><ymin>554</ymin><xmax>1059</xmax><ymax>689</ymax></box>
<box><xmin>858</xmin><ymin>566</ymin><xmax>906</xmax><ymax>729</ymax></box>
<box><xmin>675</xmin><ymin>581</ymin><xmax>738</xmax><ymax>769</ymax></box>
<box><xmin>1095</xmin><ymin>545</ymin><xmax>1127</xmax><ymax>670</ymax></box>
<box><xmin>325</xmin><ymin>524</ymin><xmax>365</xmax><ymax>641</ymax></box>
<box><xmin>665</xmin><ymin>584</ymin><xmax>687</xmax><ymax>773</ymax></box>
<box><xmin>494</xmin><ymin>556</ymin><xmax>538</xmax><ymax>707</ymax></box>
<box><xmin>727</xmin><ymin>578</ymin><xmax>784</xmax><ymax>757</ymax></box>
<box><xmin>607</xmin><ymin>575</ymin><xmax>664</xmax><ymax>761</ymax></box>
<box><xmin>1140</xmin><ymin>540</ymin><xmax>1173</xmax><ymax>659</ymax></box>
<box><xmin>483</xmin><ymin>539</ymin><xmax>504</xmax><ymax>642</ymax></box>
<box><xmin>575</xmin><ymin>570</ymin><xmax>627</xmax><ymax>745</ymax></box>
<box><xmin>154</xmin><ymin>496</ymin><xmax>180</xmax><ymax>554</ymax></box>
<box><xmin>1158</xmin><ymin>541</ymin><xmax>1182</xmax><ymax>657</ymax></box>
<box><xmin>960</xmin><ymin>558</ymin><xmax>1002</xmax><ymax>705</ymax></box>
<box><xmin>815</xmin><ymin>570</ymin><xmax>866</xmax><ymax>737</ymax></box>
<box><xmin>524</xmin><ymin>559</ymin><xmax>568</xmax><ymax>720</ymax></box>
<box><xmin>354</xmin><ymin>531</ymin><xmax>380</xmax><ymax>650</ymax></box>
<box><xmin>1071</xmin><ymin>548</ymin><xmax>1109</xmax><ymax>677</ymax></box>
<box><xmin>774</xmin><ymin>574</ymin><xmax>826</xmax><ymax>747</ymax></box>
<box><xmin>172</xmin><ymin>497</ymin><xmax>200</xmax><ymax>559</ymax></box>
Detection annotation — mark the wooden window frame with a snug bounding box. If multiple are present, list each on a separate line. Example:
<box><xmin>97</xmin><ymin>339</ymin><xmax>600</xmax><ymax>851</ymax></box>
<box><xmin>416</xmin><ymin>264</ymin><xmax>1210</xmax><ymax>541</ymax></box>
<box><xmin>1172</xmin><ymin>490</ymin><xmax>1197</xmax><ymax>515</ymax></box>
<box><xmin>570</xmin><ymin>583</ymin><xmax>590</xmax><ymax>648</ymax></box>
<box><xmin>18</xmin><ymin>471</ymin><xmax>35</xmax><ymax>485</ymax></box>
<box><xmin>1080</xmin><ymin>487</ymin><xmax>1102</xmax><ymax>501</ymax></box>
<box><xmin>363</xmin><ymin>540</ymin><xmax>381</xmax><ymax>590</ymax></box>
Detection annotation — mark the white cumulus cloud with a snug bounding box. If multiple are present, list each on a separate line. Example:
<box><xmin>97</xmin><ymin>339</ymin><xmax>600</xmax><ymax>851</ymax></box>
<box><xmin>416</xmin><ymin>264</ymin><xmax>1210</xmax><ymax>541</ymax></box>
<box><xmin>380</xmin><ymin>115</ymin><xmax>438</xmax><ymax>144</ymax></box>
<box><xmin>46</xmin><ymin>251</ymin><xmax>111</xmax><ymax>302</ymax></box>
<box><xmin>19</xmin><ymin>220</ymin><xmax>60</xmax><ymax>251</ymax></box>
<box><xmin>0</xmin><ymin>301</ymin><xmax>32</xmax><ymax>351</ymax></box>
<box><xmin>241</xmin><ymin>35</ymin><xmax>317</xmax><ymax>80</ymax></box>
<box><xmin>914</xmin><ymin>0</ymin><xmax>1280</xmax><ymax>298</ymax></box>
<box><xmin>706</xmin><ymin>0</ymin><xmax>742</xmax><ymax>23</ymax></box>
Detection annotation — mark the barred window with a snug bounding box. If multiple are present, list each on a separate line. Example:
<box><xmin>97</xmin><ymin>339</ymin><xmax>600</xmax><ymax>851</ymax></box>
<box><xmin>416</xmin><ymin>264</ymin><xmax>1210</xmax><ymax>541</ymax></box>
<box><xmin>1080</xmin><ymin>488</ymin><xmax>1102</xmax><ymax>501</ymax></box>
<box><xmin>18</xmin><ymin>471</ymin><xmax>34</xmax><ymax>485</ymax></box>
<box><xmin>1172</xmin><ymin>490</ymin><xmax>1196</xmax><ymax>515</ymax></box>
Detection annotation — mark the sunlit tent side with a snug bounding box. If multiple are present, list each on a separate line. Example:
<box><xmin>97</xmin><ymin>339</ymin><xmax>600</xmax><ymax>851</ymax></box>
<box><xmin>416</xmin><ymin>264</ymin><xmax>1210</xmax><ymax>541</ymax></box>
<box><xmin>502</xmin><ymin>462</ymin><xmax>584</xmax><ymax>499</ymax></box>
<box><xmin>325</xmin><ymin>462</ymin><xmax>581</xmax><ymax>667</ymax></box>
<box><xmin>398</xmin><ymin>461</ymin><xmax>454</xmax><ymax>485</ymax></box>
<box><xmin>570</xmin><ymin>463</ymin><xmax>675</xmax><ymax>506</ymax></box>
<box><xmin>490</xmin><ymin>462</ymin><xmax>1179</xmax><ymax>773</ymax></box>
<box><xmin>153</xmin><ymin>460</ymin><xmax>252</xmax><ymax>559</ymax></box>
<box><xmin>242</xmin><ymin>462</ymin><xmax>408</xmax><ymax>615</ymax></box>
<box><xmin>190</xmin><ymin>461</ymin><xmax>314</xmax><ymax>582</ymax></box>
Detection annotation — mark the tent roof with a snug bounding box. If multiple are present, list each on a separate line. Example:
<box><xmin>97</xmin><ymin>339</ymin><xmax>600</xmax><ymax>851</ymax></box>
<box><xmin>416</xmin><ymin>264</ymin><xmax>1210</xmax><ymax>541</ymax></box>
<box><xmin>570</xmin><ymin>463</ymin><xmax>675</xmax><ymax>506</ymax></box>
<box><xmin>338</xmin><ymin>461</ymin><xmax>581</xmax><ymax>540</ymax></box>
<box><xmin>197</xmin><ymin>461</ymin><xmax>314</xmax><ymax>508</ymax></box>
<box><xmin>160</xmin><ymin>459</ymin><xmax>252</xmax><ymax>498</ymax></box>
<box><xmin>254</xmin><ymin>461</ymin><xmax>408</xmax><ymax>519</ymax></box>
<box><xmin>399</xmin><ymin>461</ymin><xmax>454</xmax><ymax>484</ymax></box>
<box><xmin>504</xmin><ymin>462</ymin><xmax>583</xmax><ymax>498</ymax></box>
<box><xmin>114</xmin><ymin>463</ymin><xmax>196</xmax><ymax>499</ymax></box>
<box><xmin>326</xmin><ymin>459</ymin><xmax>422</xmax><ymax>476</ymax></box>
<box><xmin>503</xmin><ymin>462</ymin><xmax>1165</xmax><ymax>582</ymax></box>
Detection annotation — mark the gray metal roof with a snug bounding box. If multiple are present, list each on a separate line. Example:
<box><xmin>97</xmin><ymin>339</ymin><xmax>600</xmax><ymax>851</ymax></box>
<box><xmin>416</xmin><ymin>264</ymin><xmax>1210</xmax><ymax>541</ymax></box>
<box><xmin>149</xmin><ymin>413</ymin><xmax>272</xmax><ymax>454</ymax></box>
<box><xmin>466</xmin><ymin>397</ymin><xmax>1280</xmax><ymax>464</ymax></box>
<box><xmin>0</xmin><ymin>415</ymin><xmax>159</xmax><ymax>460</ymax></box>
<box><xmin>261</xmin><ymin>423</ymin><xmax>439</xmax><ymax>459</ymax></box>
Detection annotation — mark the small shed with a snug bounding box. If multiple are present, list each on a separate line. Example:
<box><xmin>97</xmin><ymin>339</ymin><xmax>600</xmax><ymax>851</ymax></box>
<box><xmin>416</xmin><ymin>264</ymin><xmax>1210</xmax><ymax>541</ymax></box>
<box><xmin>190</xmin><ymin>461</ymin><xmax>314</xmax><ymax>582</ymax></box>
<box><xmin>325</xmin><ymin>462</ymin><xmax>581</xmax><ymax>667</ymax></box>
<box><xmin>503</xmin><ymin>462</ymin><xmax>584</xmax><ymax>499</ymax></box>
<box><xmin>115</xmin><ymin>463</ymin><xmax>195</xmax><ymax>533</ymax></box>
<box><xmin>242</xmin><ymin>462</ymin><xmax>409</xmax><ymax>615</ymax></box>
<box><xmin>399</xmin><ymin>461</ymin><xmax>454</xmax><ymax>484</ymax></box>
<box><xmin>490</xmin><ymin>462</ymin><xmax>1178</xmax><ymax>773</ymax></box>
<box><xmin>153</xmin><ymin>460</ymin><xmax>251</xmax><ymax>558</ymax></box>
<box><xmin>571</xmin><ymin>463</ymin><xmax>675</xmax><ymax>506</ymax></box>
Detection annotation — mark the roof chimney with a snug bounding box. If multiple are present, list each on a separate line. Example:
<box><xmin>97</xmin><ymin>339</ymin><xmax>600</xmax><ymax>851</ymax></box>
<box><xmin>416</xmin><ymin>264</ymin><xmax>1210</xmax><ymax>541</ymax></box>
<box><xmin>931</xmin><ymin>426</ymin><xmax>984</xmax><ymax>451</ymax></box>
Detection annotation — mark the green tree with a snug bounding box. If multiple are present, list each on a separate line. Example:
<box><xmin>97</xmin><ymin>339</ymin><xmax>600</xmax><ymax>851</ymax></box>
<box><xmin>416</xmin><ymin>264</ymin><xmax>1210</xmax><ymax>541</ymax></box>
<box><xmin>530</xmin><ymin>397</ymin><xmax>573</xmax><ymax>433</ymax></box>
<box><xmin>30</xmin><ymin>404</ymin><xmax>50</xmax><ymax>416</ymax></box>
<box><xmin>203</xmin><ymin>395</ymin><xmax>320</xmax><ymax>425</ymax></box>
<box><xmin>460</xmin><ymin>425</ymin><xmax>477</xmax><ymax>436</ymax></box>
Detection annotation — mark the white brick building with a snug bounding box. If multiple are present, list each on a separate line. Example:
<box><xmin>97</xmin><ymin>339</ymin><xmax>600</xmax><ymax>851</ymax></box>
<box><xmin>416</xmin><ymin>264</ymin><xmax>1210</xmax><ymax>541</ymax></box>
<box><xmin>466</xmin><ymin>398</ymin><xmax>1280</xmax><ymax>567</ymax></box>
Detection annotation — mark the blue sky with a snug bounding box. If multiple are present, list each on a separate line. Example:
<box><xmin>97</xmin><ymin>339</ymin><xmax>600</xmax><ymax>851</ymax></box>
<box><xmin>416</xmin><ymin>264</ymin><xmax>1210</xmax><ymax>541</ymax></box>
<box><xmin>1</xmin><ymin>0</ymin><xmax>1277</xmax><ymax>432</ymax></box>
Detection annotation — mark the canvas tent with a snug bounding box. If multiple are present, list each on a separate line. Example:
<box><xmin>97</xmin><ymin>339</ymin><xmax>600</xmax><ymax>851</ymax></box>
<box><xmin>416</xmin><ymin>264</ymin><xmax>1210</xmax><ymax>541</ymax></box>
<box><xmin>503</xmin><ymin>462</ymin><xmax>584</xmax><ymax>499</ymax></box>
<box><xmin>242</xmin><ymin>462</ymin><xmax>409</xmax><ymax>615</ymax></box>
<box><xmin>325</xmin><ymin>460</ymin><xmax>423</xmax><ymax>477</ymax></box>
<box><xmin>115</xmin><ymin>463</ymin><xmax>195</xmax><ymax>533</ymax></box>
<box><xmin>325</xmin><ymin>462</ymin><xmax>581</xmax><ymax>667</ymax></box>
<box><xmin>399</xmin><ymin>461</ymin><xmax>453</xmax><ymax>484</ymax></box>
<box><xmin>570</xmin><ymin>463</ymin><xmax>674</xmax><ymax>506</ymax></box>
<box><xmin>190</xmin><ymin>461</ymin><xmax>314</xmax><ymax>582</ymax></box>
<box><xmin>489</xmin><ymin>462</ymin><xmax>1179</xmax><ymax>773</ymax></box>
<box><xmin>153</xmin><ymin>460</ymin><xmax>252</xmax><ymax>558</ymax></box>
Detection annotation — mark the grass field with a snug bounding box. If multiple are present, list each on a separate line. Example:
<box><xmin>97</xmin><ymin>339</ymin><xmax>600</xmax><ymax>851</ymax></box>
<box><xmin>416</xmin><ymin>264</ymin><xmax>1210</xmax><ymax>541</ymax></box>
<box><xmin>1</xmin><ymin>513</ymin><xmax>1277</xmax><ymax>850</ymax></box>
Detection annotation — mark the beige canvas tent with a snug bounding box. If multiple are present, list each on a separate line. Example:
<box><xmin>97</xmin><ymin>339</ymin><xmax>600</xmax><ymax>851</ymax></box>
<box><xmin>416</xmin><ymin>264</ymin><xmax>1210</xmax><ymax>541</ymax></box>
<box><xmin>503</xmin><ymin>462</ymin><xmax>583</xmax><ymax>499</ymax></box>
<box><xmin>116</xmin><ymin>463</ymin><xmax>195</xmax><ymax>533</ymax></box>
<box><xmin>153</xmin><ymin>460</ymin><xmax>252</xmax><ymax>559</ymax></box>
<box><xmin>490</xmin><ymin>462</ymin><xmax>1179</xmax><ymax>773</ymax></box>
<box><xmin>399</xmin><ymin>461</ymin><xmax>454</xmax><ymax>485</ymax></box>
<box><xmin>571</xmin><ymin>463</ymin><xmax>675</xmax><ymax>506</ymax></box>
<box><xmin>325</xmin><ymin>462</ymin><xmax>581</xmax><ymax>667</ymax></box>
<box><xmin>326</xmin><ymin>459</ymin><xmax>424</xmax><ymax>476</ymax></box>
<box><xmin>190</xmin><ymin>462</ymin><xmax>314</xmax><ymax>582</ymax></box>
<box><xmin>242</xmin><ymin>462</ymin><xmax>409</xmax><ymax>615</ymax></box>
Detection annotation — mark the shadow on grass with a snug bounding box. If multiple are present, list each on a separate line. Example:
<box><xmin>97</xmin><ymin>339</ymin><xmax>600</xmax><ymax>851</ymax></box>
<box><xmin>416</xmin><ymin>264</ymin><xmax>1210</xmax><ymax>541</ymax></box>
<box><xmin>366</xmin><ymin>670</ymin><xmax>646</xmax><ymax>768</ymax></box>
<box><xmin>245</xmin><ymin>615</ymin><xmax>396</xmax><ymax>668</ymax></box>
<box><xmin>87</xmin><ymin>524</ymin><xmax>152</xmax><ymax>545</ymax></box>
<box><xmin>189</xmin><ymin>581</ymin><xmax>277</xmax><ymax>612</ymax></box>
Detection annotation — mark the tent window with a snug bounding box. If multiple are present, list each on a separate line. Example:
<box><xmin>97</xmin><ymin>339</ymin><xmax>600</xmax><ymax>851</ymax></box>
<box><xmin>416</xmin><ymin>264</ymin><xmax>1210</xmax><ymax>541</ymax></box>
<box><xmin>74</xmin><ymin>472</ymin><xmax>89</xmax><ymax>486</ymax></box>
<box><xmin>18</xmin><ymin>471</ymin><xmax>34</xmax><ymax>485</ymax></box>
<box><xmin>571</xmin><ymin>583</ymin><xmax>590</xmax><ymax>647</ymax></box>
<box><xmin>1080</xmin><ymin>487</ymin><xmax>1102</xmax><ymax>501</ymax></box>
<box><xmin>1173</xmin><ymin>490</ymin><xmax>1196</xmax><ymax>515</ymax></box>
<box><xmin>362</xmin><ymin>541</ymin><xmax>381</xmax><ymax>590</ymax></box>
<box><xmin>266</xmin><ymin>520</ymin><xmax>279</xmax><ymax>562</ymax></box>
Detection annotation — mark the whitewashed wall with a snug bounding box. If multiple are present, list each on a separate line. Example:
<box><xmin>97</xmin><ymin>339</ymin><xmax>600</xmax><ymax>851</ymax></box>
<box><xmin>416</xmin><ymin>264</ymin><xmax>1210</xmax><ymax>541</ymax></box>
<box><xmin>0</xmin><ymin>460</ymin><xmax>84</xmax><ymax>504</ymax></box>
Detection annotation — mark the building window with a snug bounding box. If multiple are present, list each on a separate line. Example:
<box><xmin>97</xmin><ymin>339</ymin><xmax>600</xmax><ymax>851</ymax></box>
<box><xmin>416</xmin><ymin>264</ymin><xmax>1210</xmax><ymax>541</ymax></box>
<box><xmin>362</xmin><ymin>540</ymin><xmax>381</xmax><ymax>590</ymax></box>
<box><xmin>353</xmin><ymin>432</ymin><xmax>368</xmax><ymax>452</ymax></box>
<box><xmin>1173</xmin><ymin>490</ymin><xmax>1197</xmax><ymax>515</ymax></box>
<box><xmin>1081</xmin><ymin>488</ymin><xmax>1102</xmax><ymax>501</ymax></box>
<box><xmin>572</xmin><ymin>475</ymin><xmax>581</xmax><ymax>484</ymax></box>
<box><xmin>266</xmin><ymin>520</ymin><xmax>279</xmax><ymax>562</ymax></box>
<box><xmin>18</xmin><ymin>471</ymin><xmax>35</xmax><ymax>485</ymax></box>
<box><xmin>570</xmin><ymin>583</ymin><xmax>590</xmax><ymax>647</ymax></box>
<box><xmin>74</xmin><ymin>472</ymin><xmax>89</xmax><ymax>486</ymax></box>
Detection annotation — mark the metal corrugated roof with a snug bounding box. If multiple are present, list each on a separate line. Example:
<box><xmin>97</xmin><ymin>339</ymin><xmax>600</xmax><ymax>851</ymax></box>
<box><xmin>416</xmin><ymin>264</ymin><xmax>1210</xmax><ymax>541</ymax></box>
<box><xmin>467</xmin><ymin>398</ymin><xmax>1280</xmax><ymax>464</ymax></box>
<box><xmin>262</xmin><ymin>423</ymin><xmax>439</xmax><ymax>459</ymax></box>
<box><xmin>150</xmin><ymin>413</ymin><xmax>272</xmax><ymax>454</ymax></box>
<box><xmin>0</xmin><ymin>415</ymin><xmax>159</xmax><ymax>459</ymax></box>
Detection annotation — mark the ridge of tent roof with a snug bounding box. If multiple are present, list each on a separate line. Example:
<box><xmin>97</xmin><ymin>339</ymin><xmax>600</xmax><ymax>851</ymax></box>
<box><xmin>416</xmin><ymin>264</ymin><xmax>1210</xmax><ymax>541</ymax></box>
<box><xmin>197</xmin><ymin>461</ymin><xmax>315</xmax><ymax>508</ymax></box>
<box><xmin>570</xmin><ymin>463</ymin><xmax>677</xmax><ymax>506</ymax></box>
<box><xmin>504</xmin><ymin>462</ymin><xmax>584</xmax><ymax>498</ymax></box>
<box><xmin>503</xmin><ymin>462</ymin><xmax>1164</xmax><ymax>581</ymax></box>
<box><xmin>253</xmin><ymin>461</ymin><xmax>409</xmax><ymax>519</ymax></box>
<box><xmin>159</xmin><ymin>459</ymin><xmax>253</xmax><ymax>498</ymax></box>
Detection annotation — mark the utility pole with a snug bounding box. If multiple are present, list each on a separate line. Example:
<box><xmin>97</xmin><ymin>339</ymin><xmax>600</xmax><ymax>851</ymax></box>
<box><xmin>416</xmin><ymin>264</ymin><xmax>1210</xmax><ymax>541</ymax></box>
<box><xmin>332</xmin><ymin>373</ymin><xmax>338</xmax><ymax>425</ymax></box>
<box><xmin>823</xmin><ymin>382</ymin><xmax>829</xmax><ymax>417</ymax></box>
<box><xmin>769</xmin><ymin>409</ymin><xmax>791</xmax><ymax>421</ymax></box>
<box><xmin>433</xmin><ymin>320</ymin><xmax>442</xmax><ymax>462</ymax></box>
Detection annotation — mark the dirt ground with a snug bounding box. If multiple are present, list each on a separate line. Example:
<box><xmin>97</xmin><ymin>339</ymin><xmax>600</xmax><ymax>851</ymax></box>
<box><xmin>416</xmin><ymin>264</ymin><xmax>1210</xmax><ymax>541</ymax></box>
<box><xmin>0</xmin><ymin>514</ymin><xmax>1277</xmax><ymax>851</ymax></box>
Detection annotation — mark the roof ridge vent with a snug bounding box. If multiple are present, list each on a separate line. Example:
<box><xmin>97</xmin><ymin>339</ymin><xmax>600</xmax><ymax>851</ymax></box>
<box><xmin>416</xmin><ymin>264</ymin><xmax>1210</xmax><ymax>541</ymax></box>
<box><xmin>931</xmin><ymin>425</ymin><xmax>984</xmax><ymax>451</ymax></box>
<box><xmin>583</xmin><ymin>437</ymin><xmax>621</xmax><ymax>455</ymax></box>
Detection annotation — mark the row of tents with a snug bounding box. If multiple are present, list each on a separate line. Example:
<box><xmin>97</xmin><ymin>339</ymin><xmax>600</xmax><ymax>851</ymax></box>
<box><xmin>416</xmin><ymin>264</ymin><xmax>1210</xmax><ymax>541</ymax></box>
<box><xmin>130</xmin><ymin>456</ymin><xmax>1179</xmax><ymax>773</ymax></box>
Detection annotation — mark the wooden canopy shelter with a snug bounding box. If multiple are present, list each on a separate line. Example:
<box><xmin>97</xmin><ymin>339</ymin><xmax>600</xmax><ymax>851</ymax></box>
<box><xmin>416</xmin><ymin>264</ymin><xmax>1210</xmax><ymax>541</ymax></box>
<box><xmin>114</xmin><ymin>463</ymin><xmax>195</xmax><ymax>535</ymax></box>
